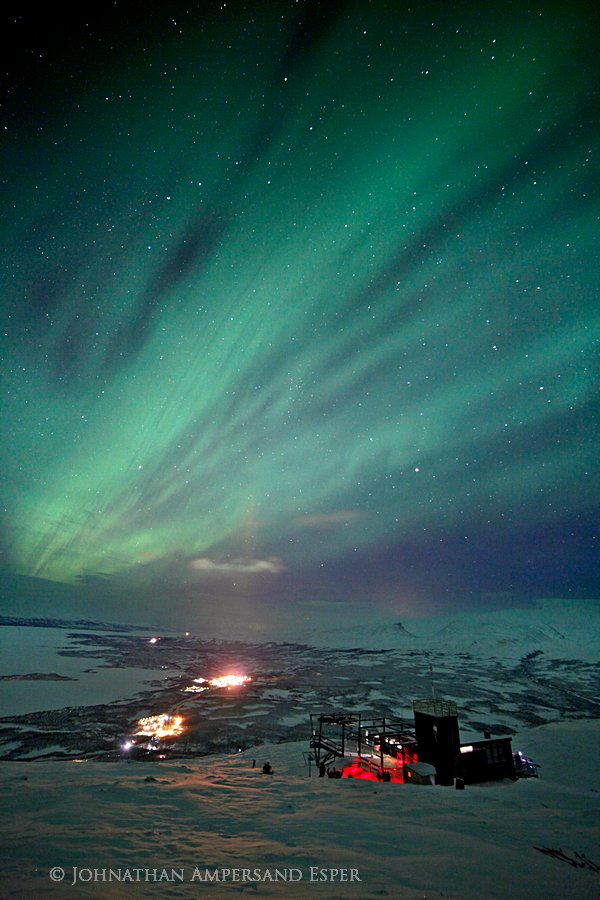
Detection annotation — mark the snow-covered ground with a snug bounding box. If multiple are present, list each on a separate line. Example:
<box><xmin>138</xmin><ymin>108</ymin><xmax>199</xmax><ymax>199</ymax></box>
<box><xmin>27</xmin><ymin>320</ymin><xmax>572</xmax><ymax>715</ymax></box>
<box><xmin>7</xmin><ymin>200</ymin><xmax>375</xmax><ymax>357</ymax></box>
<box><xmin>0</xmin><ymin>598</ymin><xmax>598</xmax><ymax>897</ymax></box>
<box><xmin>0</xmin><ymin>627</ymin><xmax>177</xmax><ymax>716</ymax></box>
<box><xmin>0</xmin><ymin>718</ymin><xmax>598</xmax><ymax>899</ymax></box>
<box><xmin>291</xmin><ymin>598</ymin><xmax>600</xmax><ymax>660</ymax></box>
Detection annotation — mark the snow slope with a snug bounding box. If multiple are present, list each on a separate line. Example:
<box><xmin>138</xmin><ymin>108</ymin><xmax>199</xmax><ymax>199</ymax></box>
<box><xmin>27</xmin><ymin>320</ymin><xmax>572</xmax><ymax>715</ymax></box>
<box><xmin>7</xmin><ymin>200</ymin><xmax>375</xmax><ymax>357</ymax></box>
<box><xmin>1</xmin><ymin>599</ymin><xmax>598</xmax><ymax>897</ymax></box>
<box><xmin>292</xmin><ymin>598</ymin><xmax>600</xmax><ymax>659</ymax></box>
<box><xmin>0</xmin><ymin>718</ymin><xmax>598</xmax><ymax>899</ymax></box>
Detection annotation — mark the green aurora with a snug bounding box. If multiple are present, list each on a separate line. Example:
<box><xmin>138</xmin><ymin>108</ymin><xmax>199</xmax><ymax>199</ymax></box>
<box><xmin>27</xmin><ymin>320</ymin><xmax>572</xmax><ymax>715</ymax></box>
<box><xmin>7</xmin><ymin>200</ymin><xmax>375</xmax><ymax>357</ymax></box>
<box><xmin>1</xmin><ymin>1</ymin><xmax>598</xmax><ymax>619</ymax></box>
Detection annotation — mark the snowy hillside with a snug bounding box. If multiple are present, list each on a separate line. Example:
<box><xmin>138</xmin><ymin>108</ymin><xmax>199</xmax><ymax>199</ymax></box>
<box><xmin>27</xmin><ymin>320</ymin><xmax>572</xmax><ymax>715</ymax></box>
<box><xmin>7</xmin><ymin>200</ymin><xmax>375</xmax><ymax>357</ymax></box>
<box><xmin>292</xmin><ymin>598</ymin><xmax>600</xmax><ymax>659</ymax></box>
<box><xmin>0</xmin><ymin>718</ymin><xmax>598</xmax><ymax>899</ymax></box>
<box><xmin>0</xmin><ymin>598</ymin><xmax>598</xmax><ymax>897</ymax></box>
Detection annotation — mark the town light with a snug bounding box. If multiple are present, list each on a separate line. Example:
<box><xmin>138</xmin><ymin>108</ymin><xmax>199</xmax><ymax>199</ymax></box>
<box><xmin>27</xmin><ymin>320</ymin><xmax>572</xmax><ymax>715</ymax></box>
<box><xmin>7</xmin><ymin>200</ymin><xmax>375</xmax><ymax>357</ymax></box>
<box><xmin>209</xmin><ymin>674</ymin><xmax>251</xmax><ymax>689</ymax></box>
<box><xmin>135</xmin><ymin>714</ymin><xmax>184</xmax><ymax>739</ymax></box>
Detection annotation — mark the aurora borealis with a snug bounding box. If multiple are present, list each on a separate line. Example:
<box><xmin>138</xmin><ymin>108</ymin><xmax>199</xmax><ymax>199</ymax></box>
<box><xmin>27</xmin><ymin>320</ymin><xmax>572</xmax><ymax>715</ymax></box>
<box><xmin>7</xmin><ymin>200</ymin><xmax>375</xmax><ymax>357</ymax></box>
<box><xmin>1</xmin><ymin>1</ymin><xmax>598</xmax><ymax>626</ymax></box>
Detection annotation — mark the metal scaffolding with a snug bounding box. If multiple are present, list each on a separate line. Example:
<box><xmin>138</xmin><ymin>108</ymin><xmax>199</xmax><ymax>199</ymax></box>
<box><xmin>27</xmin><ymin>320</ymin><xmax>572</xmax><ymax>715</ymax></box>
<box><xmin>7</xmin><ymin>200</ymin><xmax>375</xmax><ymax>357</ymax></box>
<box><xmin>309</xmin><ymin>712</ymin><xmax>417</xmax><ymax>780</ymax></box>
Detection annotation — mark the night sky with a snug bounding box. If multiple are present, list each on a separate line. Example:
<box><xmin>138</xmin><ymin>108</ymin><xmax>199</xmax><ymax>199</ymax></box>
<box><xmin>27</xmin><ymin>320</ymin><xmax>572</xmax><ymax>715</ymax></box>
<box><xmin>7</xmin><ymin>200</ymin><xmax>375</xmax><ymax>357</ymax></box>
<box><xmin>1</xmin><ymin>1</ymin><xmax>598</xmax><ymax>629</ymax></box>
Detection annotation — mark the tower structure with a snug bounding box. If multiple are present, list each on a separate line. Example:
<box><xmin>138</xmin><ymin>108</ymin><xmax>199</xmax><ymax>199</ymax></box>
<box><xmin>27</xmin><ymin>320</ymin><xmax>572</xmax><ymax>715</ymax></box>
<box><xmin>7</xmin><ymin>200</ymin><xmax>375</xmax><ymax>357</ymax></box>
<box><xmin>413</xmin><ymin>699</ymin><xmax>461</xmax><ymax>786</ymax></box>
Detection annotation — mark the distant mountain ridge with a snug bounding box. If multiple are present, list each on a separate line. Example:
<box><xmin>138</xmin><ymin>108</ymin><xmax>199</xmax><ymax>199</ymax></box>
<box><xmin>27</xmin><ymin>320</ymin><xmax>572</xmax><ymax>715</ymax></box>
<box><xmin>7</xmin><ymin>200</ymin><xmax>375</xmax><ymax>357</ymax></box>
<box><xmin>0</xmin><ymin>615</ymin><xmax>151</xmax><ymax>633</ymax></box>
<box><xmin>293</xmin><ymin>598</ymin><xmax>599</xmax><ymax>660</ymax></box>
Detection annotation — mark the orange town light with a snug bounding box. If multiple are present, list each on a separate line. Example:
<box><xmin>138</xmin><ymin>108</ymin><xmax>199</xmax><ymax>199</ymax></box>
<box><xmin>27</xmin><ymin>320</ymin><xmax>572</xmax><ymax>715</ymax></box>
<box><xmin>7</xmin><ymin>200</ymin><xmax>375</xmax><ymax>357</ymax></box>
<box><xmin>209</xmin><ymin>674</ymin><xmax>251</xmax><ymax>689</ymax></box>
<box><xmin>134</xmin><ymin>714</ymin><xmax>184</xmax><ymax>739</ymax></box>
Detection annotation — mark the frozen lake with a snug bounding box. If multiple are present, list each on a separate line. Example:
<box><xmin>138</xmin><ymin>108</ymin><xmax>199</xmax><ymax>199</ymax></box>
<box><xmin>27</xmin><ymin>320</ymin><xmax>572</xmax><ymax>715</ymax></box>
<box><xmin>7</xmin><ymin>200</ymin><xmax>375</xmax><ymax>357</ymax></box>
<box><xmin>0</xmin><ymin>626</ymin><xmax>176</xmax><ymax>716</ymax></box>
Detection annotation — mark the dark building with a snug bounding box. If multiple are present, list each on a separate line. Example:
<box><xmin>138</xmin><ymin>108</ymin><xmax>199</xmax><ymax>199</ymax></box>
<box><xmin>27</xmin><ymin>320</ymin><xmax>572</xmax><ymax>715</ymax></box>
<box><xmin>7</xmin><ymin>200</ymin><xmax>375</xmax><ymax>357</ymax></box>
<box><xmin>458</xmin><ymin>737</ymin><xmax>516</xmax><ymax>784</ymax></box>
<box><xmin>309</xmin><ymin>700</ymin><xmax>524</xmax><ymax>787</ymax></box>
<box><xmin>413</xmin><ymin>699</ymin><xmax>461</xmax><ymax>786</ymax></box>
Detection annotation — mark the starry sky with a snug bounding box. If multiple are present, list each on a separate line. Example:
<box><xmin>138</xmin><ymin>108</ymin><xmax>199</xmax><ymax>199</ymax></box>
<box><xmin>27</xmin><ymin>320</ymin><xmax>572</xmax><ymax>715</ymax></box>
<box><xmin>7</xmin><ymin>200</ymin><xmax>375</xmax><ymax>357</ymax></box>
<box><xmin>1</xmin><ymin>1</ymin><xmax>598</xmax><ymax>629</ymax></box>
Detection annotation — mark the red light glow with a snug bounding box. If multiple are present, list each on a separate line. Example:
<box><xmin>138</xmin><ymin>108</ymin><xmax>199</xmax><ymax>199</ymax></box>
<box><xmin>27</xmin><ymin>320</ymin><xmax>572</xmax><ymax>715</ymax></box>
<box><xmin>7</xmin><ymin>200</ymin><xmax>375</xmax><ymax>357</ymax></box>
<box><xmin>342</xmin><ymin>761</ymin><xmax>379</xmax><ymax>781</ymax></box>
<box><xmin>341</xmin><ymin>748</ymin><xmax>417</xmax><ymax>783</ymax></box>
